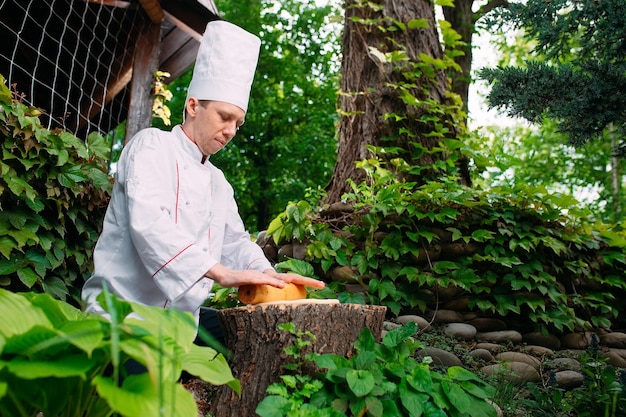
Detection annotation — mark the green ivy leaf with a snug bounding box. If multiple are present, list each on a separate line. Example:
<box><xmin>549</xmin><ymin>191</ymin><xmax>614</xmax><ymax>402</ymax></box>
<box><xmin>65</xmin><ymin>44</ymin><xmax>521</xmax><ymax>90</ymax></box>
<box><xmin>17</xmin><ymin>267</ymin><xmax>39</xmax><ymax>288</ymax></box>
<box><xmin>346</xmin><ymin>369</ymin><xmax>375</xmax><ymax>397</ymax></box>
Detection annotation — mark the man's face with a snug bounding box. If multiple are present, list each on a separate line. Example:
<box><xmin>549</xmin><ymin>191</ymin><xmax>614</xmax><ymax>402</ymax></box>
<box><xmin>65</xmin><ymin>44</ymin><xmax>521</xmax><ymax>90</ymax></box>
<box><xmin>186</xmin><ymin>99</ymin><xmax>245</xmax><ymax>156</ymax></box>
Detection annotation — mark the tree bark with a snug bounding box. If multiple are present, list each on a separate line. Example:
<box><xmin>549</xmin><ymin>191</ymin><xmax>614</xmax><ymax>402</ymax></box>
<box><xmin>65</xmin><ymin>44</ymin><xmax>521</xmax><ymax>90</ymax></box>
<box><xmin>325</xmin><ymin>0</ymin><xmax>469</xmax><ymax>204</ymax></box>
<box><xmin>208</xmin><ymin>302</ymin><xmax>387</xmax><ymax>417</ymax></box>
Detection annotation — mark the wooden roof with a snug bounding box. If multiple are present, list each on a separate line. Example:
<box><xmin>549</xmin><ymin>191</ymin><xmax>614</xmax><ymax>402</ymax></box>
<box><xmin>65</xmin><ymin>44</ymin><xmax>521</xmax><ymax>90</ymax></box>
<box><xmin>0</xmin><ymin>0</ymin><xmax>219</xmax><ymax>138</ymax></box>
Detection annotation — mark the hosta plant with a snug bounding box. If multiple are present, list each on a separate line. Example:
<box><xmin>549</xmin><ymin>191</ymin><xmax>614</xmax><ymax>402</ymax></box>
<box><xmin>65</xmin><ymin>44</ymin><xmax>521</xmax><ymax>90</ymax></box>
<box><xmin>0</xmin><ymin>287</ymin><xmax>239</xmax><ymax>417</ymax></box>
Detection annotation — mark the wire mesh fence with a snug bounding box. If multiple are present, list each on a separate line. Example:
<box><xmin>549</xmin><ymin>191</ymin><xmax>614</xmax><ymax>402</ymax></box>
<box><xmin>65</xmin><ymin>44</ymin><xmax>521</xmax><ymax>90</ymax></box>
<box><xmin>0</xmin><ymin>0</ymin><xmax>148</xmax><ymax>138</ymax></box>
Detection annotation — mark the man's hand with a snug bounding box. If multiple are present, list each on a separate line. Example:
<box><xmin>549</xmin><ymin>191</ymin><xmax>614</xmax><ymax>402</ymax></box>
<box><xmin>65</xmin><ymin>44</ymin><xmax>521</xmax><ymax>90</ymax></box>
<box><xmin>205</xmin><ymin>263</ymin><xmax>325</xmax><ymax>290</ymax></box>
<box><xmin>263</xmin><ymin>269</ymin><xmax>326</xmax><ymax>289</ymax></box>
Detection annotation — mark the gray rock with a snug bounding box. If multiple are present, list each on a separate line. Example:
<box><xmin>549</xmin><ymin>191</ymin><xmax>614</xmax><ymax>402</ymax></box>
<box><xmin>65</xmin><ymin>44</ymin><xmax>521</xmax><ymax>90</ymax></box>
<box><xmin>481</xmin><ymin>362</ymin><xmax>540</xmax><ymax>382</ymax></box>
<box><xmin>468</xmin><ymin>348</ymin><xmax>494</xmax><ymax>362</ymax></box>
<box><xmin>600</xmin><ymin>332</ymin><xmax>626</xmax><ymax>349</ymax></box>
<box><xmin>495</xmin><ymin>352</ymin><xmax>541</xmax><ymax>369</ymax></box>
<box><xmin>396</xmin><ymin>315</ymin><xmax>432</xmax><ymax>331</ymax></box>
<box><xmin>427</xmin><ymin>309</ymin><xmax>464</xmax><ymax>323</ymax></box>
<box><xmin>277</xmin><ymin>243</ymin><xmax>293</xmax><ymax>259</ymax></box>
<box><xmin>444</xmin><ymin>323</ymin><xmax>477</xmax><ymax>341</ymax></box>
<box><xmin>554</xmin><ymin>370</ymin><xmax>584</xmax><ymax>388</ymax></box>
<box><xmin>383</xmin><ymin>321</ymin><xmax>402</xmax><ymax>331</ymax></box>
<box><xmin>475</xmin><ymin>342</ymin><xmax>503</xmax><ymax>352</ymax></box>
<box><xmin>476</xmin><ymin>330</ymin><xmax>523</xmax><ymax>344</ymax></box>
<box><xmin>560</xmin><ymin>332</ymin><xmax>594</xmax><ymax>349</ymax></box>
<box><xmin>601</xmin><ymin>349</ymin><xmax>626</xmax><ymax>368</ymax></box>
<box><xmin>550</xmin><ymin>357</ymin><xmax>581</xmax><ymax>371</ymax></box>
<box><xmin>523</xmin><ymin>332</ymin><xmax>561</xmax><ymax>350</ymax></box>
<box><xmin>417</xmin><ymin>347</ymin><xmax>463</xmax><ymax>367</ymax></box>
<box><xmin>523</xmin><ymin>345</ymin><xmax>554</xmax><ymax>357</ymax></box>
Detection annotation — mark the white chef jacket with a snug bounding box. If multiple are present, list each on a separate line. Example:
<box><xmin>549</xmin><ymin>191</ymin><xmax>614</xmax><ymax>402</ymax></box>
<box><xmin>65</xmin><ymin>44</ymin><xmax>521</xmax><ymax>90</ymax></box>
<box><xmin>82</xmin><ymin>125</ymin><xmax>273</xmax><ymax>322</ymax></box>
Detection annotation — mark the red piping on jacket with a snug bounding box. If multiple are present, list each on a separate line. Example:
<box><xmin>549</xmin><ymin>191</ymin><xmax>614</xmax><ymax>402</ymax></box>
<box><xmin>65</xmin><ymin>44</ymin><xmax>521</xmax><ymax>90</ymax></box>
<box><xmin>152</xmin><ymin>244</ymin><xmax>193</xmax><ymax>278</ymax></box>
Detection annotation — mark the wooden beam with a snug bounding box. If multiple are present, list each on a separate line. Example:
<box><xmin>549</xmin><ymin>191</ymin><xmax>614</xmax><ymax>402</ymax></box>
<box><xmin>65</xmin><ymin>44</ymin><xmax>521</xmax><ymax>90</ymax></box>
<box><xmin>138</xmin><ymin>0</ymin><xmax>164</xmax><ymax>23</ymax></box>
<box><xmin>161</xmin><ymin>0</ymin><xmax>220</xmax><ymax>40</ymax></box>
<box><xmin>125</xmin><ymin>20</ymin><xmax>161</xmax><ymax>144</ymax></box>
<box><xmin>84</xmin><ymin>0</ymin><xmax>132</xmax><ymax>8</ymax></box>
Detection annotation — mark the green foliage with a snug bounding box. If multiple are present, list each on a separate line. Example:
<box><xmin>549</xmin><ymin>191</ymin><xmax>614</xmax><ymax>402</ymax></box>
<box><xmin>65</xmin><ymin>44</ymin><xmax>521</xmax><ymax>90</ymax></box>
<box><xmin>257</xmin><ymin>322</ymin><xmax>497</xmax><ymax>417</ymax></box>
<box><xmin>268</xmin><ymin>157</ymin><xmax>626</xmax><ymax>333</ymax></box>
<box><xmin>479</xmin><ymin>0</ymin><xmax>626</xmax><ymax>154</ymax></box>
<box><xmin>0</xmin><ymin>75</ymin><xmax>111</xmax><ymax>302</ymax></box>
<box><xmin>471</xmin><ymin>119</ymin><xmax>626</xmax><ymax>225</ymax></box>
<box><xmin>0</xmin><ymin>287</ymin><xmax>238</xmax><ymax>417</ymax></box>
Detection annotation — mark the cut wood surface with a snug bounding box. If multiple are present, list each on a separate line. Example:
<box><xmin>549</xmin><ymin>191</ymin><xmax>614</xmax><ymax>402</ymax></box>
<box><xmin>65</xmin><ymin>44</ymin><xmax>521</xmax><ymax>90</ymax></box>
<box><xmin>209</xmin><ymin>302</ymin><xmax>387</xmax><ymax>417</ymax></box>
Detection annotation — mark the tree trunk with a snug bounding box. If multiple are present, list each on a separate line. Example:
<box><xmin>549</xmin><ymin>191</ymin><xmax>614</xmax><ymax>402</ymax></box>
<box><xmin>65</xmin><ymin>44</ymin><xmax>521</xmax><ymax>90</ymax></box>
<box><xmin>325</xmin><ymin>0</ymin><xmax>470</xmax><ymax>204</ymax></box>
<box><xmin>208</xmin><ymin>302</ymin><xmax>387</xmax><ymax>417</ymax></box>
<box><xmin>442</xmin><ymin>0</ymin><xmax>475</xmax><ymax>116</ymax></box>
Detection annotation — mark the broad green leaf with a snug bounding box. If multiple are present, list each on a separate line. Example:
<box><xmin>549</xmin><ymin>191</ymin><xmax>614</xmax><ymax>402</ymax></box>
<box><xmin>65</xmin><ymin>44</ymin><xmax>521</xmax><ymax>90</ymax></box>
<box><xmin>7</xmin><ymin>354</ymin><xmax>93</xmax><ymax>378</ymax></box>
<box><xmin>382</xmin><ymin>322</ymin><xmax>416</xmax><ymax>348</ymax></box>
<box><xmin>355</xmin><ymin>327</ymin><xmax>376</xmax><ymax>353</ymax></box>
<box><xmin>180</xmin><ymin>344</ymin><xmax>240</xmax><ymax>393</ymax></box>
<box><xmin>399</xmin><ymin>380</ymin><xmax>424</xmax><ymax>416</ymax></box>
<box><xmin>274</xmin><ymin>259</ymin><xmax>315</xmax><ymax>277</ymax></box>
<box><xmin>256</xmin><ymin>395</ymin><xmax>290</xmax><ymax>417</ymax></box>
<box><xmin>346</xmin><ymin>369</ymin><xmax>375</xmax><ymax>397</ymax></box>
<box><xmin>407</xmin><ymin>365</ymin><xmax>433</xmax><ymax>392</ymax></box>
<box><xmin>59</xmin><ymin>320</ymin><xmax>105</xmax><ymax>356</ymax></box>
<box><xmin>0</xmin><ymin>289</ymin><xmax>52</xmax><ymax>338</ymax></box>
<box><xmin>17</xmin><ymin>267</ymin><xmax>39</xmax><ymax>288</ymax></box>
<box><xmin>442</xmin><ymin>381</ymin><xmax>472</xmax><ymax>414</ymax></box>
<box><xmin>95</xmin><ymin>373</ymin><xmax>197</xmax><ymax>417</ymax></box>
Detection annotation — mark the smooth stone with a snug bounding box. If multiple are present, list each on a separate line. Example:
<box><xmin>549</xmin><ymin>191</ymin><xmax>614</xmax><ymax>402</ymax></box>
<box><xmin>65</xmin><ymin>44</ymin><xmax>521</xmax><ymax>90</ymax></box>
<box><xmin>554</xmin><ymin>370</ymin><xmax>584</xmax><ymax>388</ymax></box>
<box><xmin>601</xmin><ymin>350</ymin><xmax>626</xmax><ymax>368</ymax></box>
<box><xmin>600</xmin><ymin>332</ymin><xmax>626</xmax><ymax>348</ymax></box>
<box><xmin>417</xmin><ymin>347</ymin><xmax>463</xmax><ymax>367</ymax></box>
<box><xmin>480</xmin><ymin>362</ymin><xmax>540</xmax><ymax>382</ymax></box>
<box><xmin>468</xmin><ymin>348</ymin><xmax>494</xmax><ymax>362</ymax></box>
<box><xmin>444</xmin><ymin>323</ymin><xmax>477</xmax><ymax>341</ymax></box>
<box><xmin>523</xmin><ymin>345</ymin><xmax>554</xmax><ymax>357</ymax></box>
<box><xmin>476</xmin><ymin>330</ymin><xmax>523</xmax><ymax>344</ymax></box>
<box><xmin>291</xmin><ymin>242</ymin><xmax>307</xmax><ymax>260</ymax></box>
<box><xmin>427</xmin><ymin>309</ymin><xmax>464</xmax><ymax>323</ymax></box>
<box><xmin>495</xmin><ymin>352</ymin><xmax>541</xmax><ymax>369</ymax></box>
<box><xmin>523</xmin><ymin>332</ymin><xmax>561</xmax><ymax>350</ymax></box>
<box><xmin>396</xmin><ymin>315</ymin><xmax>432</xmax><ymax>331</ymax></box>
<box><xmin>610</xmin><ymin>348</ymin><xmax>626</xmax><ymax>360</ymax></box>
<box><xmin>277</xmin><ymin>243</ymin><xmax>293</xmax><ymax>259</ymax></box>
<box><xmin>383</xmin><ymin>321</ymin><xmax>402</xmax><ymax>331</ymax></box>
<box><xmin>467</xmin><ymin>318</ymin><xmax>507</xmax><ymax>332</ymax></box>
<box><xmin>475</xmin><ymin>342</ymin><xmax>503</xmax><ymax>352</ymax></box>
<box><xmin>550</xmin><ymin>357</ymin><xmax>581</xmax><ymax>371</ymax></box>
<box><xmin>560</xmin><ymin>332</ymin><xmax>594</xmax><ymax>349</ymax></box>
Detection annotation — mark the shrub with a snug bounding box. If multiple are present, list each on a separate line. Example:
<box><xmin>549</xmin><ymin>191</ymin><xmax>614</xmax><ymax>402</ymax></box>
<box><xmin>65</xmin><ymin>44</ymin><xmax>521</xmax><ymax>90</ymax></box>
<box><xmin>267</xmin><ymin>159</ymin><xmax>626</xmax><ymax>333</ymax></box>
<box><xmin>0</xmin><ymin>74</ymin><xmax>111</xmax><ymax>302</ymax></box>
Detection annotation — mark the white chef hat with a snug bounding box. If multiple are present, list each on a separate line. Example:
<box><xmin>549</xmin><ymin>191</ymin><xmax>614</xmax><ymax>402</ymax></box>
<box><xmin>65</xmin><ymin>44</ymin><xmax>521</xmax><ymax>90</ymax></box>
<box><xmin>186</xmin><ymin>20</ymin><xmax>261</xmax><ymax>113</ymax></box>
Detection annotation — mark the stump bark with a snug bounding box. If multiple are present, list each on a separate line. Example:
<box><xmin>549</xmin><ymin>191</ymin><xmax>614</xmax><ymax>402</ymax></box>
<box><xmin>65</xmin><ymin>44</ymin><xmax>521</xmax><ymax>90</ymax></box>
<box><xmin>208</xmin><ymin>301</ymin><xmax>387</xmax><ymax>417</ymax></box>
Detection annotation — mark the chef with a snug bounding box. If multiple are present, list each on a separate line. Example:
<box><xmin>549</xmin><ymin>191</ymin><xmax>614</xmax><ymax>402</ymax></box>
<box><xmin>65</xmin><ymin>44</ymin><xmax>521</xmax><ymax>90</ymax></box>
<box><xmin>81</xmin><ymin>19</ymin><xmax>325</xmax><ymax>343</ymax></box>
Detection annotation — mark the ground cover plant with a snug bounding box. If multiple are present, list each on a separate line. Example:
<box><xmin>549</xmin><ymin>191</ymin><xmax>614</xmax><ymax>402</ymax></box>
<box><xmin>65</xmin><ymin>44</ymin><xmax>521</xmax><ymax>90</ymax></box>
<box><xmin>256</xmin><ymin>322</ymin><xmax>498</xmax><ymax>417</ymax></box>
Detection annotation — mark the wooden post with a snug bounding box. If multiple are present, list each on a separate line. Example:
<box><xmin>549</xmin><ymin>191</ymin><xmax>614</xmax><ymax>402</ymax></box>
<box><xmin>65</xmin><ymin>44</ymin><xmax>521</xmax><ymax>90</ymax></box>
<box><xmin>125</xmin><ymin>20</ymin><xmax>161</xmax><ymax>144</ymax></box>
<box><xmin>208</xmin><ymin>301</ymin><xmax>387</xmax><ymax>417</ymax></box>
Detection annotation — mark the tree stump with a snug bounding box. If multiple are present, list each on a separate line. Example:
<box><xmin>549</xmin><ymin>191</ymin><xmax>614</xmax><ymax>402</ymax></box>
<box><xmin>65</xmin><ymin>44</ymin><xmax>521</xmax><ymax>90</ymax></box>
<box><xmin>208</xmin><ymin>301</ymin><xmax>387</xmax><ymax>417</ymax></box>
